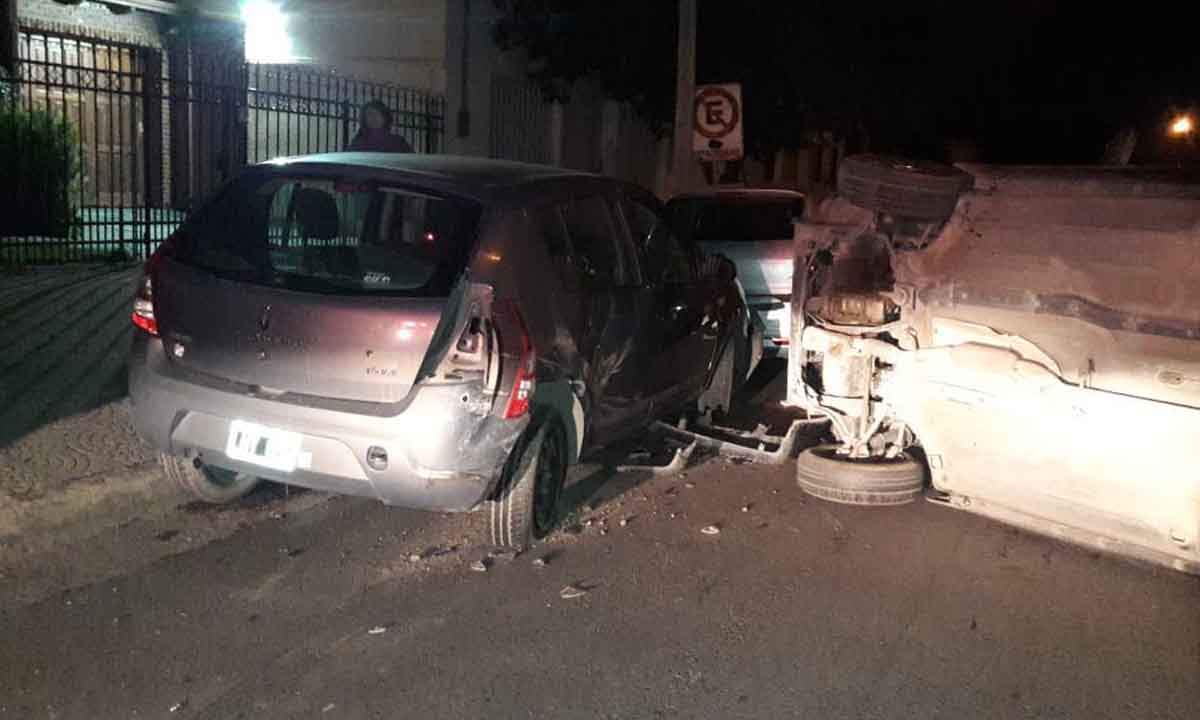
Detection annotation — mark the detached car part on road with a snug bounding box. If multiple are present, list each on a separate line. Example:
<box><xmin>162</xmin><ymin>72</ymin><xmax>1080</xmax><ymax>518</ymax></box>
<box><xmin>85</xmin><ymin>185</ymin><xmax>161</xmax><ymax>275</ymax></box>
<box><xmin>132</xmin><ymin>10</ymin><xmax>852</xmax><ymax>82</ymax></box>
<box><xmin>789</xmin><ymin>155</ymin><xmax>1200</xmax><ymax>575</ymax></box>
<box><xmin>129</xmin><ymin>153</ymin><xmax>750</xmax><ymax>549</ymax></box>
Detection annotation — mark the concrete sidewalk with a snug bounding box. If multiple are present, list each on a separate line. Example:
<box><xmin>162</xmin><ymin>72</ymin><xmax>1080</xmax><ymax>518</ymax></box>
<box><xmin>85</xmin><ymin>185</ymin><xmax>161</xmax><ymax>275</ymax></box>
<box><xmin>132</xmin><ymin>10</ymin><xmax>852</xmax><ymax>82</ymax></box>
<box><xmin>0</xmin><ymin>264</ymin><xmax>140</xmax><ymax>449</ymax></box>
<box><xmin>0</xmin><ymin>265</ymin><xmax>179</xmax><ymax>567</ymax></box>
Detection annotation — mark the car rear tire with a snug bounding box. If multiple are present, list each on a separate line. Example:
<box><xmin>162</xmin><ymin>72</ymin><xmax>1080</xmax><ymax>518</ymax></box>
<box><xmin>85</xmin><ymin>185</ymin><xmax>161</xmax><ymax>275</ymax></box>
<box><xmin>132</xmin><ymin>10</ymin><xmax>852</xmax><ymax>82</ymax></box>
<box><xmin>837</xmin><ymin>155</ymin><xmax>973</xmax><ymax>221</ymax></box>
<box><xmin>490</xmin><ymin>418</ymin><xmax>567</xmax><ymax>551</ymax></box>
<box><xmin>160</xmin><ymin>453</ymin><xmax>261</xmax><ymax>504</ymax></box>
<box><xmin>796</xmin><ymin>444</ymin><xmax>924</xmax><ymax>506</ymax></box>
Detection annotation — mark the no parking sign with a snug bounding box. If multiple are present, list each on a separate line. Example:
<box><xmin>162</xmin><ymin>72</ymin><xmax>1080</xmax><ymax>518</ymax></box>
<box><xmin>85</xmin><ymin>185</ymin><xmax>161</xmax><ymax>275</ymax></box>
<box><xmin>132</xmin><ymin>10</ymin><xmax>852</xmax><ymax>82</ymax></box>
<box><xmin>693</xmin><ymin>83</ymin><xmax>744</xmax><ymax>161</ymax></box>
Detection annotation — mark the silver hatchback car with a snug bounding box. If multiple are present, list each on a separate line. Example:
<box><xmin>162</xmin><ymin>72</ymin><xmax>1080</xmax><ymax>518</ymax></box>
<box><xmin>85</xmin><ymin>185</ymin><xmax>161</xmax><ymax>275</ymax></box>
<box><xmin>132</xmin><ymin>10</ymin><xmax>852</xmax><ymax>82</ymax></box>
<box><xmin>129</xmin><ymin>153</ymin><xmax>749</xmax><ymax>548</ymax></box>
<box><xmin>667</xmin><ymin>188</ymin><xmax>805</xmax><ymax>351</ymax></box>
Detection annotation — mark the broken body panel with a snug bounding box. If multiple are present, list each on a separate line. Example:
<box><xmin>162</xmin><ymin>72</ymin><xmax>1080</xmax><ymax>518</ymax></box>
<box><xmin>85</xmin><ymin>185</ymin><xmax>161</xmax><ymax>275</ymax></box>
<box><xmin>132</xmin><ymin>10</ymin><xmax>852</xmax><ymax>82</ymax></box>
<box><xmin>789</xmin><ymin>165</ymin><xmax>1200</xmax><ymax>573</ymax></box>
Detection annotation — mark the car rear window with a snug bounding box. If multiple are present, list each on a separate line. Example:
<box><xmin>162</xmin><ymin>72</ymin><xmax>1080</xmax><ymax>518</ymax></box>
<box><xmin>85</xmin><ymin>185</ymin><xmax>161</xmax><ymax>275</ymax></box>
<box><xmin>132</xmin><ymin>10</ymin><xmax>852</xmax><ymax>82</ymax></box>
<box><xmin>560</xmin><ymin>195</ymin><xmax>624</xmax><ymax>287</ymax></box>
<box><xmin>669</xmin><ymin>196</ymin><xmax>802</xmax><ymax>245</ymax></box>
<box><xmin>169</xmin><ymin>173</ymin><xmax>481</xmax><ymax>296</ymax></box>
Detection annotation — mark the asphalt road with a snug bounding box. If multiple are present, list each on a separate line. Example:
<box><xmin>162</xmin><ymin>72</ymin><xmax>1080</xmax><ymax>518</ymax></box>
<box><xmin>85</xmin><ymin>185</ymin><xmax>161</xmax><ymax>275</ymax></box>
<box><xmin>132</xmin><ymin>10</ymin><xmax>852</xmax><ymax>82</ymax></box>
<box><xmin>2</xmin><ymin>368</ymin><xmax>1198</xmax><ymax>719</ymax></box>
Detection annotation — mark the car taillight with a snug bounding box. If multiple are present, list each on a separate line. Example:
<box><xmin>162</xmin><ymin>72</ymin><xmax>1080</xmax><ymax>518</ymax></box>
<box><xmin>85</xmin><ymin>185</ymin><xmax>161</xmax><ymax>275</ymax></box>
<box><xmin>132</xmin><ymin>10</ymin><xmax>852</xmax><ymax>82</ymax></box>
<box><xmin>131</xmin><ymin>240</ymin><xmax>171</xmax><ymax>336</ymax></box>
<box><xmin>131</xmin><ymin>271</ymin><xmax>158</xmax><ymax>336</ymax></box>
<box><xmin>502</xmin><ymin>305</ymin><xmax>535</xmax><ymax>420</ymax></box>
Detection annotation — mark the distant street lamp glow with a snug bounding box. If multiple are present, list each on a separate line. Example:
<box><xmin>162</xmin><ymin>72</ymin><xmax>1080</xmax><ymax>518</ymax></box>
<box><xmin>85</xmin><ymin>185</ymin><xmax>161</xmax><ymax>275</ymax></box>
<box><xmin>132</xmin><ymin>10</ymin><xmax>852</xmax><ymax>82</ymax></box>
<box><xmin>1168</xmin><ymin>114</ymin><xmax>1194</xmax><ymax>137</ymax></box>
<box><xmin>242</xmin><ymin>1</ymin><xmax>295</xmax><ymax>63</ymax></box>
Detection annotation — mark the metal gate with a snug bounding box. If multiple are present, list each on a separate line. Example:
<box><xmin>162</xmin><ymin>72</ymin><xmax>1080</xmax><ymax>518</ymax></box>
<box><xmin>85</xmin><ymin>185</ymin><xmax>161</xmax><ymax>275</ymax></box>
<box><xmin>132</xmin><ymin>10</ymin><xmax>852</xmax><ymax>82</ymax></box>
<box><xmin>1</xmin><ymin>28</ymin><xmax>445</xmax><ymax>266</ymax></box>
<box><xmin>489</xmin><ymin>75</ymin><xmax>550</xmax><ymax>164</ymax></box>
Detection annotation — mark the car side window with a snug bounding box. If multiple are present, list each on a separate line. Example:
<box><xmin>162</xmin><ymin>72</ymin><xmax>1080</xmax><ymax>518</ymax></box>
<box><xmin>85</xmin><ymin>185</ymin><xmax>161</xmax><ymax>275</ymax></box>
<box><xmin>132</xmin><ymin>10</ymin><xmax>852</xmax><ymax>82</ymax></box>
<box><xmin>561</xmin><ymin>195</ymin><xmax>624</xmax><ymax>289</ymax></box>
<box><xmin>622</xmin><ymin>196</ymin><xmax>694</xmax><ymax>284</ymax></box>
<box><xmin>530</xmin><ymin>204</ymin><xmax>578</xmax><ymax>294</ymax></box>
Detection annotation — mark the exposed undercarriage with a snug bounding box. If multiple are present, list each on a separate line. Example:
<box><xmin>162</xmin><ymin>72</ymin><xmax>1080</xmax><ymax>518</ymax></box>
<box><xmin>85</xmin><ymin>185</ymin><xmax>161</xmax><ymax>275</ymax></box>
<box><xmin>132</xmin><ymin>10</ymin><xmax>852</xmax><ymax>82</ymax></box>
<box><xmin>787</xmin><ymin>160</ymin><xmax>1200</xmax><ymax>574</ymax></box>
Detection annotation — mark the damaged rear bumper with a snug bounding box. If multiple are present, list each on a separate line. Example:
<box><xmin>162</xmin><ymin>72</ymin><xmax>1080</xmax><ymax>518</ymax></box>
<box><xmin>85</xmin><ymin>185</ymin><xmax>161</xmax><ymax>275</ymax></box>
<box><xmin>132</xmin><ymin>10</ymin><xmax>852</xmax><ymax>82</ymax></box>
<box><xmin>129</xmin><ymin>335</ymin><xmax>526</xmax><ymax>511</ymax></box>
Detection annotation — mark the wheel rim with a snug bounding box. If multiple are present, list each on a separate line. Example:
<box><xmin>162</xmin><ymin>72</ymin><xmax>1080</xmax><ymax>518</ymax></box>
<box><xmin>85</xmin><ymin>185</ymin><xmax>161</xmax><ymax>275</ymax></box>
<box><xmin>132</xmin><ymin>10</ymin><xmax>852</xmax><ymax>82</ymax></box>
<box><xmin>532</xmin><ymin>428</ymin><xmax>564</xmax><ymax>537</ymax></box>
<box><xmin>201</xmin><ymin>463</ymin><xmax>250</xmax><ymax>489</ymax></box>
<box><xmin>811</xmin><ymin>446</ymin><xmax>910</xmax><ymax>466</ymax></box>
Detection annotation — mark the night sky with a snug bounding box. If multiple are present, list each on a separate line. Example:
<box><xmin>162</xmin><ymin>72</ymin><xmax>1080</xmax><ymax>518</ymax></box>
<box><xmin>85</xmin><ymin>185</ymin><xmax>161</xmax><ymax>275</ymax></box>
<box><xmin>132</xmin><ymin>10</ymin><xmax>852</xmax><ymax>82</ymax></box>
<box><xmin>693</xmin><ymin>2</ymin><xmax>1200</xmax><ymax>163</ymax></box>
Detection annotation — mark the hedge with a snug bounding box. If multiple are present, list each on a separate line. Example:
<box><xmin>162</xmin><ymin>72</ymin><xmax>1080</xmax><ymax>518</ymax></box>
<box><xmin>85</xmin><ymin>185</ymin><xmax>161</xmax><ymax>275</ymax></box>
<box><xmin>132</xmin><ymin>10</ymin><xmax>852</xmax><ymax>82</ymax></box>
<box><xmin>0</xmin><ymin>90</ymin><xmax>82</xmax><ymax>240</ymax></box>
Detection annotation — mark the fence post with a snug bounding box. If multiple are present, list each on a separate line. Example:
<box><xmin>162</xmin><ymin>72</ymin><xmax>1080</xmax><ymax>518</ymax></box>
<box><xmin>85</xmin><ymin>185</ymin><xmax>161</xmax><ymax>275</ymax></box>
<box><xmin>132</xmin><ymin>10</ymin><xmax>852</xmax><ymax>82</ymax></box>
<box><xmin>167</xmin><ymin>38</ymin><xmax>191</xmax><ymax>211</ymax></box>
<box><xmin>425</xmin><ymin>97</ymin><xmax>438</xmax><ymax>154</ymax></box>
<box><xmin>341</xmin><ymin>99</ymin><xmax>352</xmax><ymax>149</ymax></box>
<box><xmin>141</xmin><ymin>47</ymin><xmax>163</xmax><ymax>259</ymax></box>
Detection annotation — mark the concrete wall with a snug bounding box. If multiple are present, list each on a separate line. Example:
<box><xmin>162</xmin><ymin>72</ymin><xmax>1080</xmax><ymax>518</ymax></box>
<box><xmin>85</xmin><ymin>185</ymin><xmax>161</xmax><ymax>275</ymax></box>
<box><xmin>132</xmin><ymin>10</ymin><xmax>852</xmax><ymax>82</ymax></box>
<box><xmin>286</xmin><ymin>0</ymin><xmax>447</xmax><ymax>92</ymax></box>
<box><xmin>444</xmin><ymin>0</ymin><xmax>517</xmax><ymax>158</ymax></box>
<box><xmin>17</xmin><ymin>0</ymin><xmax>162</xmax><ymax>47</ymax></box>
<box><xmin>19</xmin><ymin>0</ymin><xmax>449</xmax><ymax>94</ymax></box>
<box><xmin>442</xmin><ymin>0</ymin><xmax>667</xmax><ymax>193</ymax></box>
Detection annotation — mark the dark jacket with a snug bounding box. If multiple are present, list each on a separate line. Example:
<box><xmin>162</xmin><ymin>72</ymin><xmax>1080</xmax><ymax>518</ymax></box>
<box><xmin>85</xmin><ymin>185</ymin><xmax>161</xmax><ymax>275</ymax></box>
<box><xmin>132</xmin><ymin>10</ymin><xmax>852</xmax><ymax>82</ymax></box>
<box><xmin>347</xmin><ymin>101</ymin><xmax>415</xmax><ymax>153</ymax></box>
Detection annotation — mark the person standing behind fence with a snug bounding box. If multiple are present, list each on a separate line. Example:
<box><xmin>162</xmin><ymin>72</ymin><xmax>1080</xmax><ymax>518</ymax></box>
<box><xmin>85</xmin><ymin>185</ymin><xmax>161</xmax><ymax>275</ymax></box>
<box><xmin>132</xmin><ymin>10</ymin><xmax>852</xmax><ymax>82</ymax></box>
<box><xmin>347</xmin><ymin>100</ymin><xmax>414</xmax><ymax>153</ymax></box>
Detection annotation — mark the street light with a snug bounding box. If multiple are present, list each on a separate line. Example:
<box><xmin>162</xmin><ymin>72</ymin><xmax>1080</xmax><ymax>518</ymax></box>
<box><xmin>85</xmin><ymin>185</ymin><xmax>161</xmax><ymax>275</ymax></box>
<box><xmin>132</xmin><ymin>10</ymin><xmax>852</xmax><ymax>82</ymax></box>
<box><xmin>242</xmin><ymin>1</ymin><xmax>294</xmax><ymax>63</ymax></box>
<box><xmin>1168</xmin><ymin>114</ymin><xmax>1194</xmax><ymax>138</ymax></box>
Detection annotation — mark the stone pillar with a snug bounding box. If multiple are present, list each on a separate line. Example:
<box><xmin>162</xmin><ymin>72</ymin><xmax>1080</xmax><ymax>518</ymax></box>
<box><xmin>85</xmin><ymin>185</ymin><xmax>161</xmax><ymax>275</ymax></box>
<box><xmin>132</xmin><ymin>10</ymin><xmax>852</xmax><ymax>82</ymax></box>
<box><xmin>0</xmin><ymin>0</ymin><xmax>16</xmax><ymax>77</ymax></box>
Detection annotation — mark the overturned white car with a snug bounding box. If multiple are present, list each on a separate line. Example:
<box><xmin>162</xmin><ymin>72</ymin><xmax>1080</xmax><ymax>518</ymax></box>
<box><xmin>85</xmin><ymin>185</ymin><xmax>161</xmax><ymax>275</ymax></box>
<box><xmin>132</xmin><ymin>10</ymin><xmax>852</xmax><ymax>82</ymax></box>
<box><xmin>788</xmin><ymin>155</ymin><xmax>1200</xmax><ymax>575</ymax></box>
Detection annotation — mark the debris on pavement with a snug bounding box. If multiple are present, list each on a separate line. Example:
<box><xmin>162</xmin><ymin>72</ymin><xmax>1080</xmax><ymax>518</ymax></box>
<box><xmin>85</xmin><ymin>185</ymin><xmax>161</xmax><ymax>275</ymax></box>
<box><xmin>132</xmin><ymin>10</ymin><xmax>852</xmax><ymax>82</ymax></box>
<box><xmin>169</xmin><ymin>700</ymin><xmax>189</xmax><ymax>713</ymax></box>
<box><xmin>469</xmin><ymin>559</ymin><xmax>489</xmax><ymax>573</ymax></box>
<box><xmin>560</xmin><ymin>584</ymin><xmax>588</xmax><ymax>599</ymax></box>
<box><xmin>701</xmin><ymin>524</ymin><xmax>721</xmax><ymax>536</ymax></box>
<box><xmin>489</xmin><ymin>549</ymin><xmax>519</xmax><ymax>563</ymax></box>
<box><xmin>322</xmin><ymin>703</ymin><xmax>337</xmax><ymax>713</ymax></box>
<box><xmin>653</xmin><ymin>417</ymin><xmax>821</xmax><ymax>466</ymax></box>
<box><xmin>619</xmin><ymin>517</ymin><xmax>631</xmax><ymax>527</ymax></box>
<box><xmin>411</xmin><ymin>545</ymin><xmax>457</xmax><ymax>561</ymax></box>
<box><xmin>685</xmin><ymin>482</ymin><xmax>696</xmax><ymax>489</ymax></box>
<box><xmin>532</xmin><ymin>557</ymin><xmax>547</xmax><ymax>568</ymax></box>
<box><xmin>615</xmin><ymin>439</ymin><xmax>697</xmax><ymax>476</ymax></box>
<box><xmin>741</xmin><ymin>505</ymin><xmax>751</xmax><ymax>513</ymax></box>
<box><xmin>367</xmin><ymin>626</ymin><xmax>388</xmax><ymax>635</ymax></box>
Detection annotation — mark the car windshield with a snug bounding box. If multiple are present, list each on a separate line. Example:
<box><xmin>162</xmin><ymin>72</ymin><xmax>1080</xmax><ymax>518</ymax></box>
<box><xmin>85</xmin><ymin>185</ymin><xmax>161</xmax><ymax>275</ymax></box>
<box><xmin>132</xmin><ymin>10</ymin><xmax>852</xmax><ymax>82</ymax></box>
<box><xmin>170</xmin><ymin>173</ymin><xmax>481</xmax><ymax>296</ymax></box>
<box><xmin>670</xmin><ymin>196</ymin><xmax>802</xmax><ymax>244</ymax></box>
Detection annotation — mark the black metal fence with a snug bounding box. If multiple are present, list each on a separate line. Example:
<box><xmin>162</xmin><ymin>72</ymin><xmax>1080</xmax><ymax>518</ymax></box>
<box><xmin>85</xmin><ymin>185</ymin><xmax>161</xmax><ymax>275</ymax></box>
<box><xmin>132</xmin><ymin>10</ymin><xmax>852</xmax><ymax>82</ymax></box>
<box><xmin>1</xmin><ymin>28</ymin><xmax>446</xmax><ymax>266</ymax></box>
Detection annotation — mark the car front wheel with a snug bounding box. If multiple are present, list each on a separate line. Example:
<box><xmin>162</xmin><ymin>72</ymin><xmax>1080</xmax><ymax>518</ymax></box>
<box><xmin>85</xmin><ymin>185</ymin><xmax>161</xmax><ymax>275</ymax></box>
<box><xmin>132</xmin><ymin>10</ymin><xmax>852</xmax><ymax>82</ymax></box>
<box><xmin>796</xmin><ymin>444</ymin><xmax>924</xmax><ymax>506</ymax></box>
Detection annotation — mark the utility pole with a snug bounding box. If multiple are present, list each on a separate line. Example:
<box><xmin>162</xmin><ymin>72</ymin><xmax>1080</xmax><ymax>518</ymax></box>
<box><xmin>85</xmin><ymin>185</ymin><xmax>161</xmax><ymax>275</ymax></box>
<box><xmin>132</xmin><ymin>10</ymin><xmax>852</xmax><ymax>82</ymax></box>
<box><xmin>670</xmin><ymin>0</ymin><xmax>696</xmax><ymax>196</ymax></box>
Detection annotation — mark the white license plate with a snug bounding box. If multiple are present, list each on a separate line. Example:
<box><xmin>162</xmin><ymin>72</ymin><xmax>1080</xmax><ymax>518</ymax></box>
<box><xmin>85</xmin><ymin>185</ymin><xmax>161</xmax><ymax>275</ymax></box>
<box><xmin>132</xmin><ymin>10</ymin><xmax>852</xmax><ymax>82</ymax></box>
<box><xmin>225</xmin><ymin>420</ymin><xmax>303</xmax><ymax>473</ymax></box>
